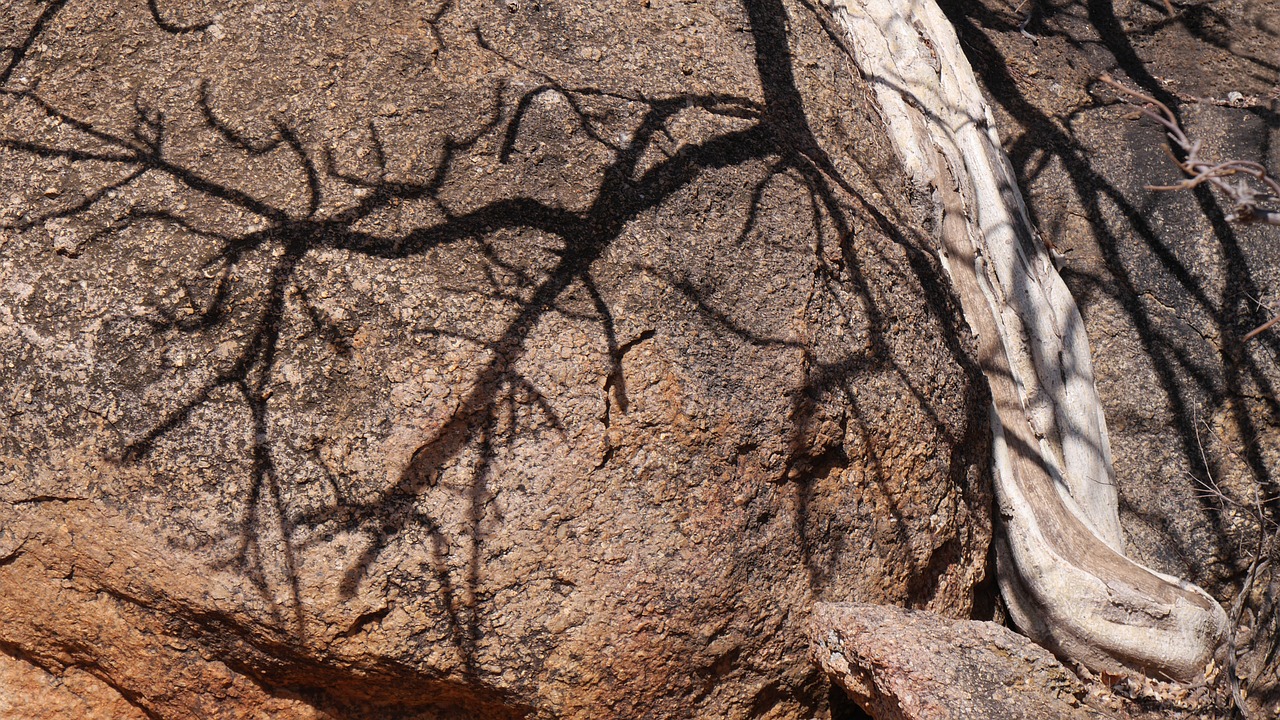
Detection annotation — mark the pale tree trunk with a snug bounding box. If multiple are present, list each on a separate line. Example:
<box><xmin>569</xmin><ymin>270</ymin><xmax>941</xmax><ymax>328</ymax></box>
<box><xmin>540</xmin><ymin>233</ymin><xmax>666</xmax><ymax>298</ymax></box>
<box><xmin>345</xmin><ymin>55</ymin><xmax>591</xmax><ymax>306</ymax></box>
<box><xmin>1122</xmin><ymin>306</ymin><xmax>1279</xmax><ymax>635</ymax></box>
<box><xmin>826</xmin><ymin>0</ymin><xmax>1228</xmax><ymax>683</ymax></box>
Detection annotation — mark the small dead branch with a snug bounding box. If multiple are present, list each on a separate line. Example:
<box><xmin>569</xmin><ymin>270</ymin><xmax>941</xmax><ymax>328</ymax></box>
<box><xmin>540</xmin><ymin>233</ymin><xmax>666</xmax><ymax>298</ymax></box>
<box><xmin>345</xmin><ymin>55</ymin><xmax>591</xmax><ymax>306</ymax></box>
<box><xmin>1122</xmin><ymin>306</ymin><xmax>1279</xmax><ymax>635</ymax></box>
<box><xmin>1101</xmin><ymin>75</ymin><xmax>1280</xmax><ymax>342</ymax></box>
<box><xmin>1100</xmin><ymin>75</ymin><xmax>1280</xmax><ymax>228</ymax></box>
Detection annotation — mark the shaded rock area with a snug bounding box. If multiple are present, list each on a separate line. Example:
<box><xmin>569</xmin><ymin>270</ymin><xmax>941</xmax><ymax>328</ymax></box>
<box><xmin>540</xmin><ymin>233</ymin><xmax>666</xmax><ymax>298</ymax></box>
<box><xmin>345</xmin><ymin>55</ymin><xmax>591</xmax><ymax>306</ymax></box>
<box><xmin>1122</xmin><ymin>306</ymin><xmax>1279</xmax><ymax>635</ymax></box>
<box><xmin>937</xmin><ymin>0</ymin><xmax>1280</xmax><ymax>714</ymax></box>
<box><xmin>0</xmin><ymin>0</ymin><xmax>992</xmax><ymax>718</ymax></box>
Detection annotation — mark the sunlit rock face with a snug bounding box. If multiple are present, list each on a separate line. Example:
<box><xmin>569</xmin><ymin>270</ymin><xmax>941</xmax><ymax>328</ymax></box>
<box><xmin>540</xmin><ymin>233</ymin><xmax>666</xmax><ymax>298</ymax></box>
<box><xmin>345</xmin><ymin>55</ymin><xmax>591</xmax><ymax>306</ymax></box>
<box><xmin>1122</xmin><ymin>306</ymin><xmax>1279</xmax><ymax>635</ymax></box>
<box><xmin>0</xmin><ymin>1</ymin><xmax>990</xmax><ymax>718</ymax></box>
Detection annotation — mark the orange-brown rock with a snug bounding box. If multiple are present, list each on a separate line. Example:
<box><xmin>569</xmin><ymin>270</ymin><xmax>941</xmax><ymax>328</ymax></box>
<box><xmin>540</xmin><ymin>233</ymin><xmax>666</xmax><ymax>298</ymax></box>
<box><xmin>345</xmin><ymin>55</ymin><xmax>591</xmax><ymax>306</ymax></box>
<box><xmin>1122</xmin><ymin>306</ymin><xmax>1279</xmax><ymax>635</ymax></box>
<box><xmin>810</xmin><ymin>602</ymin><xmax>1119</xmax><ymax>720</ymax></box>
<box><xmin>0</xmin><ymin>0</ymin><xmax>990</xmax><ymax>717</ymax></box>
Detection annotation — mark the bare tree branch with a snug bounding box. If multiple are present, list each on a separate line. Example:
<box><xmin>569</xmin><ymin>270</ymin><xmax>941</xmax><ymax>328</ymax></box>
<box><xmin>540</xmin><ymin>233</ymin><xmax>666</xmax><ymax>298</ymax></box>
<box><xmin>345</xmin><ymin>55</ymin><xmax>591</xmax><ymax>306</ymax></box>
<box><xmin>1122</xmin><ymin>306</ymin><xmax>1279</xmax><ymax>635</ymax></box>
<box><xmin>1101</xmin><ymin>75</ymin><xmax>1280</xmax><ymax>345</ymax></box>
<box><xmin>1101</xmin><ymin>74</ymin><xmax>1280</xmax><ymax>227</ymax></box>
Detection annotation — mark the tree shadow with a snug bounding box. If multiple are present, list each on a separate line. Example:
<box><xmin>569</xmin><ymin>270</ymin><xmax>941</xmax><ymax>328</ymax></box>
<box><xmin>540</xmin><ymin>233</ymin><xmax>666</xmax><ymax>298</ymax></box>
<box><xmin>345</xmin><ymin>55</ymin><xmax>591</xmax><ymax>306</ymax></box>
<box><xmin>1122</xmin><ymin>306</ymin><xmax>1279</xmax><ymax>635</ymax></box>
<box><xmin>1</xmin><ymin>0</ymin><xmax>994</xmax><ymax>714</ymax></box>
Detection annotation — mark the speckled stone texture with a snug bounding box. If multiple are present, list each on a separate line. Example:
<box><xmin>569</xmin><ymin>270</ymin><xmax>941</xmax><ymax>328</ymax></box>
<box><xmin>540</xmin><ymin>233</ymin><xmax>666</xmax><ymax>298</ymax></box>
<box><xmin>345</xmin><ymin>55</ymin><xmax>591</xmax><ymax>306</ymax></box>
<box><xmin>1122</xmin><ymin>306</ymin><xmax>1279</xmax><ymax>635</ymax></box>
<box><xmin>0</xmin><ymin>0</ymin><xmax>990</xmax><ymax>718</ymax></box>
<box><xmin>810</xmin><ymin>602</ymin><xmax>1120</xmax><ymax>720</ymax></box>
<box><xmin>0</xmin><ymin>651</ymin><xmax>148</xmax><ymax>720</ymax></box>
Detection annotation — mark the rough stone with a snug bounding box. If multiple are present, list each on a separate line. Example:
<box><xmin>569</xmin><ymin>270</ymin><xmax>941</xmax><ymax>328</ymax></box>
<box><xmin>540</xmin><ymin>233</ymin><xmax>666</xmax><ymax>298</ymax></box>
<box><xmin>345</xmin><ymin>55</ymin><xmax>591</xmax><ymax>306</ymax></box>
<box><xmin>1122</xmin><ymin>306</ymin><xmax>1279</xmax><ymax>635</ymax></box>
<box><xmin>810</xmin><ymin>602</ymin><xmax>1124</xmax><ymax>720</ymax></box>
<box><xmin>0</xmin><ymin>651</ymin><xmax>148</xmax><ymax>720</ymax></box>
<box><xmin>0</xmin><ymin>1</ymin><xmax>991</xmax><ymax>718</ymax></box>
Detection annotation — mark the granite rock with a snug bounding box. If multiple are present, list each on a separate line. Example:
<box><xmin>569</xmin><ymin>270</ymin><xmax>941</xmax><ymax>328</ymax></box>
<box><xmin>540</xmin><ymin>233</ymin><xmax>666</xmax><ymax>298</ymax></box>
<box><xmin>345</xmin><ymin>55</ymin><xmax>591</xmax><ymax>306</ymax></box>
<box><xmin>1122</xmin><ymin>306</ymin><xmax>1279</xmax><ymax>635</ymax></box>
<box><xmin>0</xmin><ymin>1</ymin><xmax>991</xmax><ymax>717</ymax></box>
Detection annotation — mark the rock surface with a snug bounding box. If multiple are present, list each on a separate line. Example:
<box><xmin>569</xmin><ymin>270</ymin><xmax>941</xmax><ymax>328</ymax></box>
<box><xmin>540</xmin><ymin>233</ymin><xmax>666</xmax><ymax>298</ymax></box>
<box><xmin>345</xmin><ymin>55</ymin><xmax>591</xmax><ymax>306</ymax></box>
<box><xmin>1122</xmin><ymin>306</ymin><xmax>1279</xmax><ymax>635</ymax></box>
<box><xmin>809</xmin><ymin>602</ymin><xmax>1120</xmax><ymax>720</ymax></box>
<box><xmin>811</xmin><ymin>602</ymin><xmax>1231</xmax><ymax>720</ymax></box>
<box><xmin>0</xmin><ymin>651</ymin><xmax>148</xmax><ymax>720</ymax></box>
<box><xmin>0</xmin><ymin>1</ymin><xmax>992</xmax><ymax>718</ymax></box>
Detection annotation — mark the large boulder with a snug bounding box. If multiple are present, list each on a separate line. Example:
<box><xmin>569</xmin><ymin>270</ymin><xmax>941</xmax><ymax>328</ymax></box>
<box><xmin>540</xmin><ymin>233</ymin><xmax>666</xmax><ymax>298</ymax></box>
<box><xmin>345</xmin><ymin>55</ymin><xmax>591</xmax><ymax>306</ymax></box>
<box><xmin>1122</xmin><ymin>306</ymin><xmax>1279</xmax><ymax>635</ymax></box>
<box><xmin>0</xmin><ymin>0</ymin><xmax>991</xmax><ymax>717</ymax></box>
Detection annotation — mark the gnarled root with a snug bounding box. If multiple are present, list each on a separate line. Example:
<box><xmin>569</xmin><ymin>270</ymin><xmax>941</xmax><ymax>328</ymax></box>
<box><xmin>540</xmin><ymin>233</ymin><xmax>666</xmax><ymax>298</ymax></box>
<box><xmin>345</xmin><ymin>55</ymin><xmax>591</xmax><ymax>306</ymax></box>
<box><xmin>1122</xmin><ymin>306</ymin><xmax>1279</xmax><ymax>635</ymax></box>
<box><xmin>826</xmin><ymin>0</ymin><xmax>1227</xmax><ymax>682</ymax></box>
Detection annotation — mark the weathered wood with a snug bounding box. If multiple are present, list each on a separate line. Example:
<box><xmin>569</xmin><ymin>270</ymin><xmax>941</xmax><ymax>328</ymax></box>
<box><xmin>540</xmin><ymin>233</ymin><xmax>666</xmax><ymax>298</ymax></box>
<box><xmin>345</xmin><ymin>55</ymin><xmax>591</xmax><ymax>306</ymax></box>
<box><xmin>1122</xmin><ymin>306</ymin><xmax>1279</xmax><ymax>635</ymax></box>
<box><xmin>826</xmin><ymin>0</ymin><xmax>1228</xmax><ymax>682</ymax></box>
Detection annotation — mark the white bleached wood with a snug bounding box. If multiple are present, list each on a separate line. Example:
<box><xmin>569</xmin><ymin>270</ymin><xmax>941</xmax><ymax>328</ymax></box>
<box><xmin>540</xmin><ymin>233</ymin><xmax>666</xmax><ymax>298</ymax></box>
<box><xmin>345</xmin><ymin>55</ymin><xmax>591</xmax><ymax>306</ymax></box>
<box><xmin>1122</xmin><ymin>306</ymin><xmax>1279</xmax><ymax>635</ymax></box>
<box><xmin>826</xmin><ymin>0</ymin><xmax>1227</xmax><ymax>682</ymax></box>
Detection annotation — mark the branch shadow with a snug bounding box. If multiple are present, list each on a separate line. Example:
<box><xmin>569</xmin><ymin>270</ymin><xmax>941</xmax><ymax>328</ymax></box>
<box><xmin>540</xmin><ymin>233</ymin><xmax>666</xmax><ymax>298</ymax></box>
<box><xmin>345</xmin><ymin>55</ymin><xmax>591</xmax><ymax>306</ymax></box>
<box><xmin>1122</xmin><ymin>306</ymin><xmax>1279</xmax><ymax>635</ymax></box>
<box><xmin>1</xmin><ymin>0</ymin><xmax>995</xmax><ymax>714</ymax></box>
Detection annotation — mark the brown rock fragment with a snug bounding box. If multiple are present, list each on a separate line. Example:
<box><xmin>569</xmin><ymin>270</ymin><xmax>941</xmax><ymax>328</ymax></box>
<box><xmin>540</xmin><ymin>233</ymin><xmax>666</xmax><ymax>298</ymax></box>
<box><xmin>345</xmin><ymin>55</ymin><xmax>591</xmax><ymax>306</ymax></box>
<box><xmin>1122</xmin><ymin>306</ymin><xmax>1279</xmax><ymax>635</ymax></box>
<box><xmin>809</xmin><ymin>602</ymin><xmax>1119</xmax><ymax>720</ymax></box>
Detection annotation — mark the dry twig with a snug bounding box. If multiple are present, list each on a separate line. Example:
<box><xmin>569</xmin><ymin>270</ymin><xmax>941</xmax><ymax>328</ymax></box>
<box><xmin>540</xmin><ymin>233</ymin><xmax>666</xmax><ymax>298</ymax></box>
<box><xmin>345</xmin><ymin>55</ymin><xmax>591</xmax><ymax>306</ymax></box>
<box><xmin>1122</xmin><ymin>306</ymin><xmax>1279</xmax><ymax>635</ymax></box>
<box><xmin>1101</xmin><ymin>75</ymin><xmax>1280</xmax><ymax>342</ymax></box>
<box><xmin>1100</xmin><ymin>75</ymin><xmax>1280</xmax><ymax>228</ymax></box>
